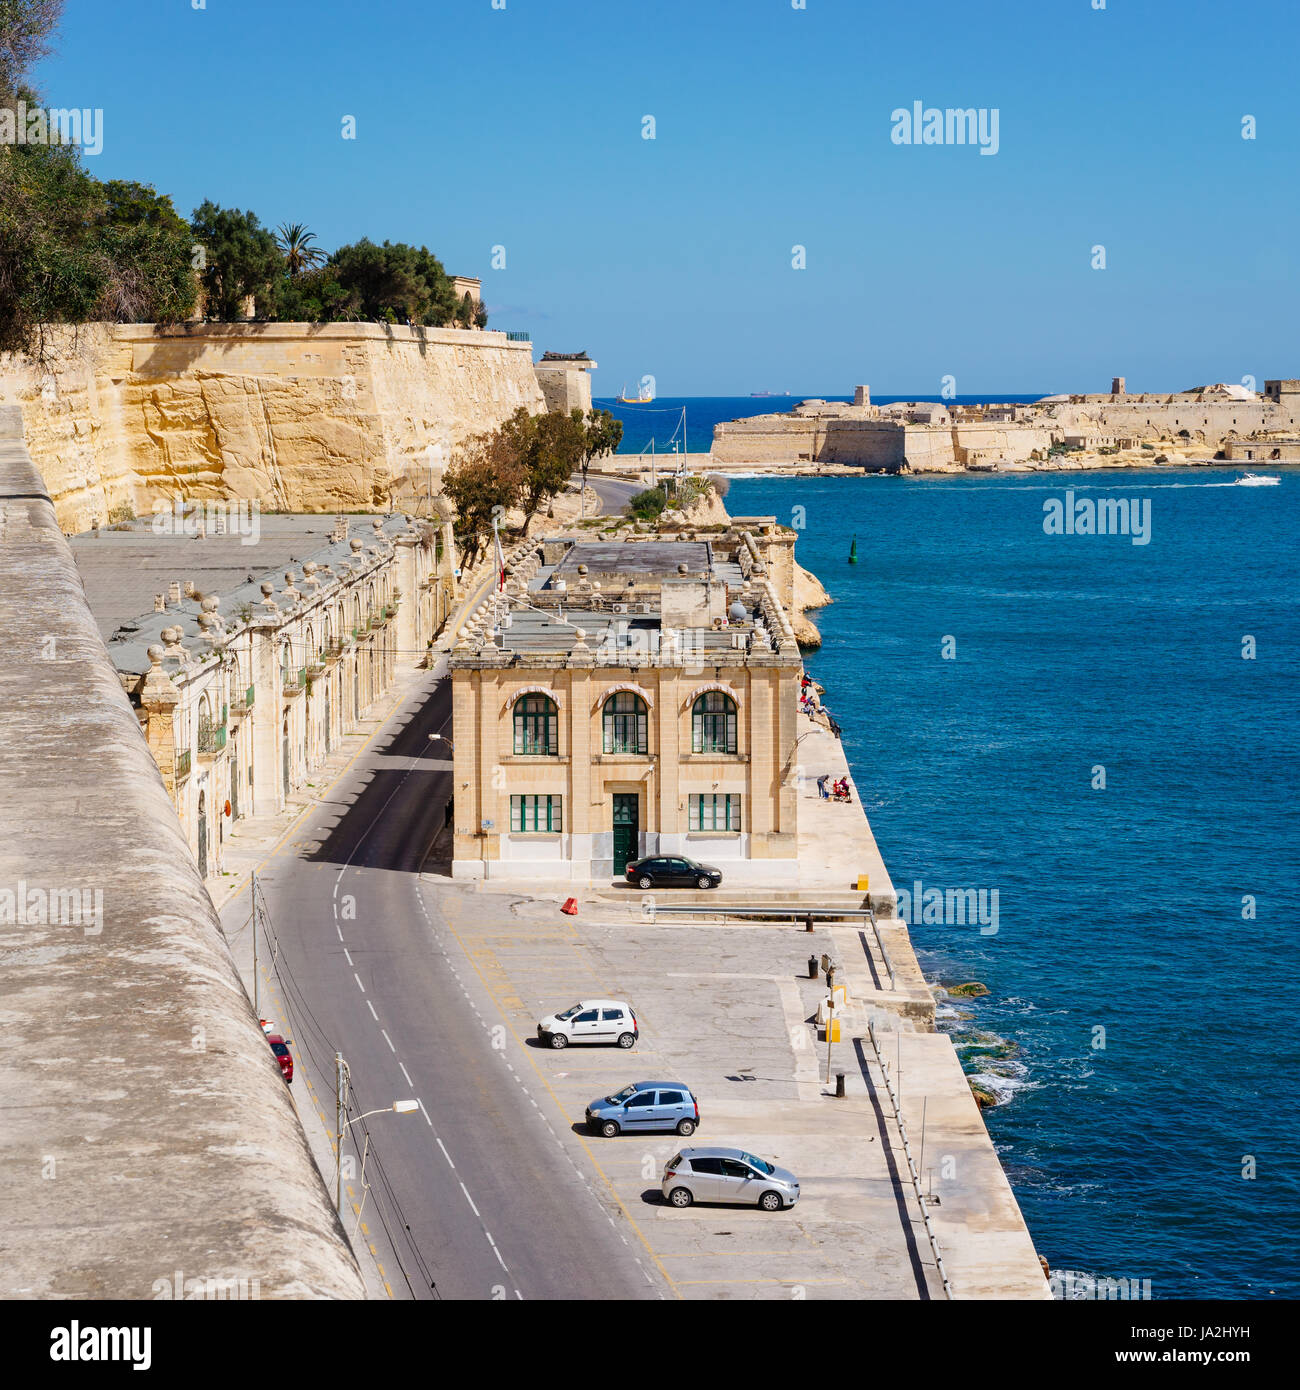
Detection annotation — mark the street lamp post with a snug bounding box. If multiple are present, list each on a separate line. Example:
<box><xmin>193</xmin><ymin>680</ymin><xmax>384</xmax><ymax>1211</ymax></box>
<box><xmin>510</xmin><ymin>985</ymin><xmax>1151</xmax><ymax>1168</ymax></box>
<box><xmin>334</xmin><ymin>1062</ymin><xmax>417</xmax><ymax>1215</ymax></box>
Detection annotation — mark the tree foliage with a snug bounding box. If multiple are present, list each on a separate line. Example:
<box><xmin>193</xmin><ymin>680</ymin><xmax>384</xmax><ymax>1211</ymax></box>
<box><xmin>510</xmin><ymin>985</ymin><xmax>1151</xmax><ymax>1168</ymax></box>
<box><xmin>627</xmin><ymin>487</ymin><xmax>667</xmax><ymax>521</ymax></box>
<box><xmin>577</xmin><ymin>407</ymin><xmax>622</xmax><ymax>464</ymax></box>
<box><xmin>0</xmin><ymin>0</ymin><xmax>63</xmax><ymax>100</ymax></box>
<box><xmin>324</xmin><ymin>238</ymin><xmax>460</xmax><ymax>326</ymax></box>
<box><xmin>0</xmin><ymin>130</ymin><xmax>197</xmax><ymax>354</ymax></box>
<box><xmin>191</xmin><ymin>201</ymin><xmax>281</xmax><ymax>320</ymax></box>
<box><xmin>275</xmin><ymin>222</ymin><xmax>326</xmax><ymax>276</ymax></box>
<box><xmin>442</xmin><ymin>427</ymin><xmax>525</xmax><ymax>566</ymax></box>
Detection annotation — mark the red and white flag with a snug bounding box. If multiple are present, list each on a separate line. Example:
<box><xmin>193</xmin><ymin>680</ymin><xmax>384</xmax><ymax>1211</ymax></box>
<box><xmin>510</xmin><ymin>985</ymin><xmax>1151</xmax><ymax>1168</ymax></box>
<box><xmin>494</xmin><ymin>523</ymin><xmax>506</xmax><ymax>592</ymax></box>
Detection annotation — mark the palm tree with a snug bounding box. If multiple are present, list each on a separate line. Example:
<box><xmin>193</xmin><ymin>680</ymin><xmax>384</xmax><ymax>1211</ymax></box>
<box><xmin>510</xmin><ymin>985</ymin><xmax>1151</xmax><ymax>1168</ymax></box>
<box><xmin>275</xmin><ymin>223</ymin><xmax>327</xmax><ymax>276</ymax></box>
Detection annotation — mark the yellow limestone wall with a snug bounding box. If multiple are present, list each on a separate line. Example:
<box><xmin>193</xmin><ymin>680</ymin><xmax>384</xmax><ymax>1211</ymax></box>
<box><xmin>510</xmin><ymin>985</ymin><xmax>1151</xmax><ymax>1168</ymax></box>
<box><xmin>0</xmin><ymin>322</ymin><xmax>545</xmax><ymax>531</ymax></box>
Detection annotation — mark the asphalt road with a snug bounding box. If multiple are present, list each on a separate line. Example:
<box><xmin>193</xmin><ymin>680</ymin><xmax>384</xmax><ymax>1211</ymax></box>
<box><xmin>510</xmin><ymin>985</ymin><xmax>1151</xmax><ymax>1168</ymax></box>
<box><xmin>584</xmin><ymin>471</ymin><xmax>642</xmax><ymax>516</ymax></box>
<box><xmin>230</xmin><ymin>672</ymin><xmax>662</xmax><ymax>1300</ymax></box>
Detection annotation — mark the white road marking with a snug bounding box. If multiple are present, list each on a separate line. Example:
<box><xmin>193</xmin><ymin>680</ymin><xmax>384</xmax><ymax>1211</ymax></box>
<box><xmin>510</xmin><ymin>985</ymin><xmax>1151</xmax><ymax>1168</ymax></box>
<box><xmin>354</xmin><ymin>972</ymin><xmax>365</xmax><ymax>992</ymax></box>
<box><xmin>382</xmin><ymin>1029</ymin><xmax>396</xmax><ymax>1052</ymax></box>
<box><xmin>400</xmin><ymin>1062</ymin><xmax>413</xmax><ymax>1085</ymax></box>
<box><xmin>459</xmin><ymin>1182</ymin><xmax>481</xmax><ymax>1219</ymax></box>
<box><xmin>344</xmin><ymin>949</ymin><xmax>354</xmax><ymax>966</ymax></box>
<box><xmin>367</xmin><ymin>1000</ymin><xmax>379</xmax><ymax>1021</ymax></box>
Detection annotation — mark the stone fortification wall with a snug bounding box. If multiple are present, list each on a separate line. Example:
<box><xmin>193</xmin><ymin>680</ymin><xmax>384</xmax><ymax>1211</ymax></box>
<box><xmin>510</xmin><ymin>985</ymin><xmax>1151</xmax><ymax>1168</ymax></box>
<box><xmin>0</xmin><ymin>323</ymin><xmax>545</xmax><ymax>531</ymax></box>
<box><xmin>713</xmin><ymin>414</ymin><xmax>821</xmax><ymax>464</ymax></box>
<box><xmin>0</xmin><ymin>407</ymin><xmax>365</xmax><ymax>1299</ymax></box>
<box><xmin>714</xmin><ymin>390</ymin><xmax>1300</xmax><ymax>470</ymax></box>
<box><xmin>952</xmin><ymin>422</ymin><xmax>1054</xmax><ymax>464</ymax></box>
<box><xmin>1047</xmin><ymin>397</ymin><xmax>1300</xmax><ymax>445</ymax></box>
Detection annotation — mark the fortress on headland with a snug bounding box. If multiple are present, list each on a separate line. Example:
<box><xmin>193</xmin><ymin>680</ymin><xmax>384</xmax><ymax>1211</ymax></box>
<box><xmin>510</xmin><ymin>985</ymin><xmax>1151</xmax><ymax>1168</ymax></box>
<box><xmin>712</xmin><ymin>378</ymin><xmax>1300</xmax><ymax>471</ymax></box>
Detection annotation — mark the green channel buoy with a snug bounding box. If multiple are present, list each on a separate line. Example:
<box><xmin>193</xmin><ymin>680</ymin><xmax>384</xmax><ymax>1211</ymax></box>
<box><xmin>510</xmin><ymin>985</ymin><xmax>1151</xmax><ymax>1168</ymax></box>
<box><xmin>848</xmin><ymin>534</ymin><xmax>858</xmax><ymax>564</ymax></box>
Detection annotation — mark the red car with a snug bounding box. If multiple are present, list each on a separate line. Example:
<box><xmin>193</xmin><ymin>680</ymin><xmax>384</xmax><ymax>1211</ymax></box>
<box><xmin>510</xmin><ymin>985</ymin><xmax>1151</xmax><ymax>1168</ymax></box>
<box><xmin>267</xmin><ymin>1033</ymin><xmax>293</xmax><ymax>1083</ymax></box>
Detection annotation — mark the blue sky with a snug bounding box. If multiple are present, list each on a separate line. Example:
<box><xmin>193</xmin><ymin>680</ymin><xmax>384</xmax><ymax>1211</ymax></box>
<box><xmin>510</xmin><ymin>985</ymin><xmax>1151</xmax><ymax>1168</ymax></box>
<box><xmin>35</xmin><ymin>0</ymin><xmax>1300</xmax><ymax>395</ymax></box>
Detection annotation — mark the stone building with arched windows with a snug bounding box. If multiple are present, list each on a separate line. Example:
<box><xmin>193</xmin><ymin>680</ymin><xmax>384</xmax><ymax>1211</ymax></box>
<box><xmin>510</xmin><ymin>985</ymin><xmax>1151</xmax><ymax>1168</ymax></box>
<box><xmin>449</xmin><ymin>532</ymin><xmax>804</xmax><ymax>883</ymax></box>
<box><xmin>70</xmin><ymin>511</ymin><xmax>452</xmax><ymax>880</ymax></box>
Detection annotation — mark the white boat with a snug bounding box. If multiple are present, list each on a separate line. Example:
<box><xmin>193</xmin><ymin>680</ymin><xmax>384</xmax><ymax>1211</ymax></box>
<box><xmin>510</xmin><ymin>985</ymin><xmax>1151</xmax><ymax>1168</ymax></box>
<box><xmin>1236</xmin><ymin>472</ymin><xmax>1281</xmax><ymax>486</ymax></box>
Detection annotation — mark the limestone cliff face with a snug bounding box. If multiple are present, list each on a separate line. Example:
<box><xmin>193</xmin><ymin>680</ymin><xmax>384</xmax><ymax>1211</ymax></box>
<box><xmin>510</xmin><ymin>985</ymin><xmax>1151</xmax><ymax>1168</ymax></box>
<box><xmin>0</xmin><ymin>323</ymin><xmax>545</xmax><ymax>531</ymax></box>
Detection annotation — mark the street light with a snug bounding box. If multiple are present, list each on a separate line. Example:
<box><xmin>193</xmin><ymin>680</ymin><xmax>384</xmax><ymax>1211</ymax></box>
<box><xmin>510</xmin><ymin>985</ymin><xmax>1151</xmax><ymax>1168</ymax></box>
<box><xmin>335</xmin><ymin>1049</ymin><xmax>419</xmax><ymax>1211</ymax></box>
<box><xmin>336</xmin><ymin>1098</ymin><xmax>419</xmax><ymax>1239</ymax></box>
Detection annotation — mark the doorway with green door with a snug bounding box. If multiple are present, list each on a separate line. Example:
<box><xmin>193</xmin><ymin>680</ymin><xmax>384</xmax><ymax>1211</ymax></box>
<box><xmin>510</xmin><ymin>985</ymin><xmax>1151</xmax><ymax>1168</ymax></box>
<box><xmin>612</xmin><ymin>792</ymin><xmax>640</xmax><ymax>872</ymax></box>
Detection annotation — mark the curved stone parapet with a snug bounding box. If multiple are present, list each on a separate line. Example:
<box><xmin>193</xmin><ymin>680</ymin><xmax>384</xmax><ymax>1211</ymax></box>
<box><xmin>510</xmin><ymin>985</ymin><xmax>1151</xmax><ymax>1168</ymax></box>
<box><xmin>0</xmin><ymin>407</ymin><xmax>365</xmax><ymax>1300</ymax></box>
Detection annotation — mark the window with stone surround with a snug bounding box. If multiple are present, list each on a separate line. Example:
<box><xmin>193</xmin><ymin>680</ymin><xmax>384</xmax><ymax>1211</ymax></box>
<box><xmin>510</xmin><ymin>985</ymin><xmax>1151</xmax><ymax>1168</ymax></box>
<box><xmin>510</xmin><ymin>794</ymin><xmax>562</xmax><ymax>833</ymax></box>
<box><xmin>689</xmin><ymin>793</ymin><xmax>741</xmax><ymax>832</ymax></box>
<box><xmin>603</xmin><ymin>691</ymin><xmax>648</xmax><ymax>754</ymax></box>
<box><xmin>513</xmin><ymin>694</ymin><xmax>558</xmax><ymax>755</ymax></box>
<box><xmin>692</xmin><ymin>691</ymin><xmax>737</xmax><ymax>754</ymax></box>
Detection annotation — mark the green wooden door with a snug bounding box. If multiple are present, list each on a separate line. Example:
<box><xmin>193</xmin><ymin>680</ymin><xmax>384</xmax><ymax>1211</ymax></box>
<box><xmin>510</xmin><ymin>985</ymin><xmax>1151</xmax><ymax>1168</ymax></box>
<box><xmin>612</xmin><ymin>794</ymin><xmax>639</xmax><ymax>868</ymax></box>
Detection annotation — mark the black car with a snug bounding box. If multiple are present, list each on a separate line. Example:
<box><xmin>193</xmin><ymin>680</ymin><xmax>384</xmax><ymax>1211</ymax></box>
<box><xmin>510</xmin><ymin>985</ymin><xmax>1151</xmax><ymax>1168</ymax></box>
<box><xmin>626</xmin><ymin>856</ymin><xmax>722</xmax><ymax>890</ymax></box>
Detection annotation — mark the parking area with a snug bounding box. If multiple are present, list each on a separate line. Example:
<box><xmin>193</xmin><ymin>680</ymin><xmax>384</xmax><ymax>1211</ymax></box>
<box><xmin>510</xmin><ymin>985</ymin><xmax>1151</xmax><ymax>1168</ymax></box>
<box><xmin>430</xmin><ymin>884</ymin><xmax>944</xmax><ymax>1300</ymax></box>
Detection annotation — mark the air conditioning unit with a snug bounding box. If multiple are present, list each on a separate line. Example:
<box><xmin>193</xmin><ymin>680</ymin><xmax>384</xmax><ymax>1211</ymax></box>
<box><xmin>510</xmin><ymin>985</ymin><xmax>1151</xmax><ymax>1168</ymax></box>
<box><xmin>612</xmin><ymin>603</ymin><xmax>628</xmax><ymax>614</ymax></box>
<box><xmin>711</xmin><ymin>616</ymin><xmax>726</xmax><ymax>630</ymax></box>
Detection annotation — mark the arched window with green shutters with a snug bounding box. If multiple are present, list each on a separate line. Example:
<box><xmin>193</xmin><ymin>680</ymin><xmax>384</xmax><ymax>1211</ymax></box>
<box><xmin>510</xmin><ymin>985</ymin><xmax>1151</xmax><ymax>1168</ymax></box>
<box><xmin>603</xmin><ymin>691</ymin><xmax>647</xmax><ymax>754</ymax></box>
<box><xmin>513</xmin><ymin>694</ymin><xmax>558</xmax><ymax>755</ymax></box>
<box><xmin>692</xmin><ymin>691</ymin><xmax>737</xmax><ymax>754</ymax></box>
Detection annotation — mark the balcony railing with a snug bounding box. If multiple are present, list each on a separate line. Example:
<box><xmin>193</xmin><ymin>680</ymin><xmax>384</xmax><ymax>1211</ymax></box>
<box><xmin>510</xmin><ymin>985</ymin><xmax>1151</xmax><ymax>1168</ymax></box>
<box><xmin>198</xmin><ymin>723</ymin><xmax>228</xmax><ymax>755</ymax></box>
<box><xmin>505</xmin><ymin>331</ymin><xmax>531</xmax><ymax>342</ymax></box>
<box><xmin>175</xmin><ymin>748</ymin><xmax>191</xmax><ymax>781</ymax></box>
<box><xmin>283</xmin><ymin>667</ymin><xmax>306</xmax><ymax>696</ymax></box>
<box><xmin>326</xmin><ymin>638</ymin><xmax>344</xmax><ymax>660</ymax></box>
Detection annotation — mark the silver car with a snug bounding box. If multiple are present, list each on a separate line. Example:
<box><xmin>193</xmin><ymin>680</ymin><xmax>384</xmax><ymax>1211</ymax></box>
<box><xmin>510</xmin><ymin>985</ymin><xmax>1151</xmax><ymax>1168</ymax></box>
<box><xmin>661</xmin><ymin>1146</ymin><xmax>800</xmax><ymax>1211</ymax></box>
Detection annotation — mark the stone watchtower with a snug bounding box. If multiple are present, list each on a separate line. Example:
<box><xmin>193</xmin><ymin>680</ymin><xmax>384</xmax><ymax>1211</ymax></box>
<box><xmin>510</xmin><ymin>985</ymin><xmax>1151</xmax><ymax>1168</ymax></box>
<box><xmin>535</xmin><ymin>351</ymin><xmax>597</xmax><ymax>414</ymax></box>
<box><xmin>1111</xmin><ymin>376</ymin><xmax>1126</xmax><ymax>396</ymax></box>
<box><xmin>854</xmin><ymin>385</ymin><xmax>871</xmax><ymax>407</ymax></box>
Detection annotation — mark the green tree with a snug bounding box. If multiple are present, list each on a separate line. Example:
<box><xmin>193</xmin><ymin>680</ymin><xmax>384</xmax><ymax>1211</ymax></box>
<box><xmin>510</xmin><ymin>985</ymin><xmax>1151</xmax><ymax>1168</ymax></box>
<box><xmin>272</xmin><ymin>263</ymin><xmax>354</xmax><ymax>323</ymax></box>
<box><xmin>626</xmin><ymin>487</ymin><xmax>667</xmax><ymax>521</ymax></box>
<box><xmin>0</xmin><ymin>133</ymin><xmax>196</xmax><ymax>354</ymax></box>
<box><xmin>442</xmin><ymin>427</ymin><xmax>525</xmax><ymax>566</ymax></box>
<box><xmin>191</xmin><ymin>201</ymin><xmax>281</xmax><ymax>320</ymax></box>
<box><xmin>502</xmin><ymin>406</ymin><xmax>585</xmax><ymax>522</ymax></box>
<box><xmin>275</xmin><ymin>222</ymin><xmax>326</xmax><ymax>276</ymax></box>
<box><xmin>327</xmin><ymin>238</ymin><xmax>459</xmax><ymax>326</ymax></box>
<box><xmin>0</xmin><ymin>0</ymin><xmax>63</xmax><ymax>100</ymax></box>
<box><xmin>97</xmin><ymin>180</ymin><xmax>197</xmax><ymax>324</ymax></box>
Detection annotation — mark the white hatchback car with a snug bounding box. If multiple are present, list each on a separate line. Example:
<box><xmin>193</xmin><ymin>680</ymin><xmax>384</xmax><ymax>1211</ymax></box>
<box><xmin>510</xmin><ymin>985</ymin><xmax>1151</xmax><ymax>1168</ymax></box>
<box><xmin>537</xmin><ymin>999</ymin><xmax>639</xmax><ymax>1050</ymax></box>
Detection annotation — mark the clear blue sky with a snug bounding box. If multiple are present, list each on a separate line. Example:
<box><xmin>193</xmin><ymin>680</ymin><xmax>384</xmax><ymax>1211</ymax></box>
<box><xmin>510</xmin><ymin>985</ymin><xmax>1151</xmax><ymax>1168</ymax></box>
<box><xmin>34</xmin><ymin>0</ymin><xmax>1300</xmax><ymax>395</ymax></box>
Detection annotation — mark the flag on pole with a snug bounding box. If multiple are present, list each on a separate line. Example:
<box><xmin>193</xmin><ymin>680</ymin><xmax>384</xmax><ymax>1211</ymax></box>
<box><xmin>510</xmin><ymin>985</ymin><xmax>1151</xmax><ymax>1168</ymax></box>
<box><xmin>493</xmin><ymin>517</ymin><xmax>506</xmax><ymax>592</ymax></box>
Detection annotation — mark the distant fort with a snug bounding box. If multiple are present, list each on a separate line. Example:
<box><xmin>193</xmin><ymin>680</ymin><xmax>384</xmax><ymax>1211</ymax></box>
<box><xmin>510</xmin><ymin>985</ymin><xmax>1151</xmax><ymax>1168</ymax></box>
<box><xmin>712</xmin><ymin>378</ymin><xmax>1300</xmax><ymax>471</ymax></box>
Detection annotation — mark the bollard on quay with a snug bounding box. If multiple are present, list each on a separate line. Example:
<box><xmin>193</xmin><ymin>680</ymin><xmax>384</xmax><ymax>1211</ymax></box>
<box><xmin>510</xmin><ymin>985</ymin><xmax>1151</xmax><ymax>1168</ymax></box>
<box><xmin>808</xmin><ymin>955</ymin><xmax>819</xmax><ymax>979</ymax></box>
<box><xmin>835</xmin><ymin>1071</ymin><xmax>846</xmax><ymax>1099</ymax></box>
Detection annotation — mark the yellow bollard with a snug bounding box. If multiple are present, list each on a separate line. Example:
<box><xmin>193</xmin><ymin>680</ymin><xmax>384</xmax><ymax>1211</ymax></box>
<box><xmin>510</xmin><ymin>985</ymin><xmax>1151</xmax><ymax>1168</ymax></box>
<box><xmin>857</xmin><ymin>873</ymin><xmax>870</xmax><ymax>892</ymax></box>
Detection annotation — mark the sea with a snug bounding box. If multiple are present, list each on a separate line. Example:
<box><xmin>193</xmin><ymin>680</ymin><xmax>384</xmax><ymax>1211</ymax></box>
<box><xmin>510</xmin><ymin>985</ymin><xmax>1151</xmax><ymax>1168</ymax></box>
<box><xmin>619</xmin><ymin>398</ymin><xmax>1300</xmax><ymax>1300</ymax></box>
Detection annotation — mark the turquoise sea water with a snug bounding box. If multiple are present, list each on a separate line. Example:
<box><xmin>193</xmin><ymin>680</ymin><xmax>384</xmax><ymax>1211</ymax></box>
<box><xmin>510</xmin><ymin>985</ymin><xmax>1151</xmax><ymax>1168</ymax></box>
<box><xmin>724</xmin><ymin>468</ymin><xmax>1299</xmax><ymax>1300</ymax></box>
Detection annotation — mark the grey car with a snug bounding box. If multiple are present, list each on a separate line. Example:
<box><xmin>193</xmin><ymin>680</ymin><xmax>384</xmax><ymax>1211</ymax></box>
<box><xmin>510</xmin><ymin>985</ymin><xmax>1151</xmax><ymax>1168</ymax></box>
<box><xmin>661</xmin><ymin>1146</ymin><xmax>800</xmax><ymax>1210</ymax></box>
<box><xmin>585</xmin><ymin>1081</ymin><xmax>699</xmax><ymax>1138</ymax></box>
